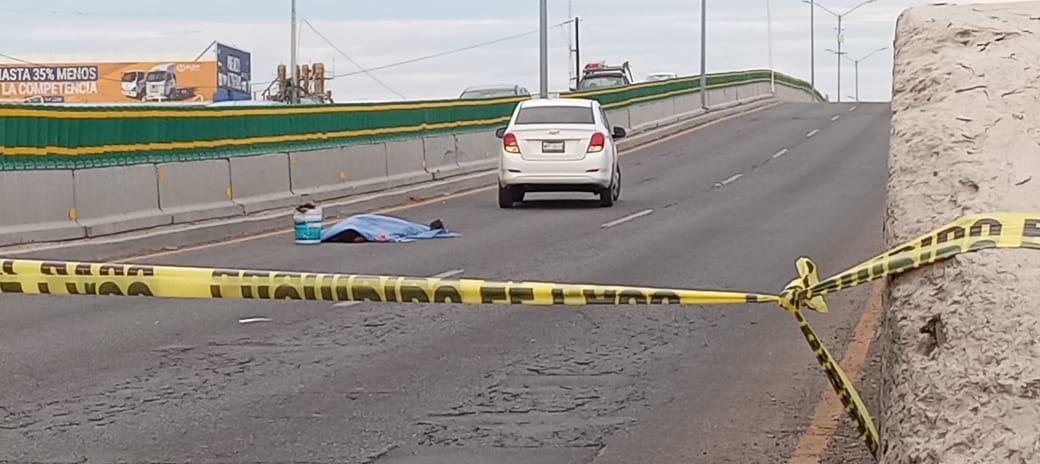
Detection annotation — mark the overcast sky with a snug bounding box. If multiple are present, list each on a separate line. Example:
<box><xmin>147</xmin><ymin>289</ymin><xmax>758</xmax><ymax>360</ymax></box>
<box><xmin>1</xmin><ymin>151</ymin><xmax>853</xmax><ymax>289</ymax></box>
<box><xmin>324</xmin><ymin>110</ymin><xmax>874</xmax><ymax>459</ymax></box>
<box><xmin>0</xmin><ymin>1</ymin><xmax>1023</xmax><ymax>102</ymax></box>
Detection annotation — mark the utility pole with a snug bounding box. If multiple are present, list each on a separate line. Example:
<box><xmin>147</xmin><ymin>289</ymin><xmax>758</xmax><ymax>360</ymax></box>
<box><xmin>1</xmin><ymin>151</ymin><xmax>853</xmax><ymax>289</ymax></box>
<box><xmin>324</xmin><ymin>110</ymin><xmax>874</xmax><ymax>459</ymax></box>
<box><xmin>838</xmin><ymin>47</ymin><xmax>887</xmax><ymax>102</ymax></box>
<box><xmin>767</xmin><ymin>0</ymin><xmax>775</xmax><ymax>93</ymax></box>
<box><xmin>700</xmin><ymin>0</ymin><xmax>707</xmax><ymax>109</ymax></box>
<box><xmin>574</xmin><ymin>17</ymin><xmax>581</xmax><ymax>89</ymax></box>
<box><xmin>805</xmin><ymin>0</ymin><xmax>876</xmax><ymax>103</ymax></box>
<box><xmin>539</xmin><ymin>0</ymin><xmax>548</xmax><ymax>98</ymax></box>
<box><xmin>567</xmin><ymin>0</ymin><xmax>575</xmax><ymax>90</ymax></box>
<box><xmin>290</xmin><ymin>0</ymin><xmax>298</xmax><ymax>104</ymax></box>
<box><xmin>854</xmin><ymin>59</ymin><xmax>858</xmax><ymax>102</ymax></box>
<box><xmin>810</xmin><ymin>1</ymin><xmax>815</xmax><ymax>91</ymax></box>
<box><xmin>836</xmin><ymin>14</ymin><xmax>842</xmax><ymax>103</ymax></box>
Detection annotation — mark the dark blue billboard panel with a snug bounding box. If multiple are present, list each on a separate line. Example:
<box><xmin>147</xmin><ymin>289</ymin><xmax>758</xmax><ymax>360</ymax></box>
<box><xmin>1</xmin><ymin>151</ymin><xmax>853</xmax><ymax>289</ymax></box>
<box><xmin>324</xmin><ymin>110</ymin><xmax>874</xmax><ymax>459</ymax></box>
<box><xmin>215</xmin><ymin>43</ymin><xmax>251</xmax><ymax>102</ymax></box>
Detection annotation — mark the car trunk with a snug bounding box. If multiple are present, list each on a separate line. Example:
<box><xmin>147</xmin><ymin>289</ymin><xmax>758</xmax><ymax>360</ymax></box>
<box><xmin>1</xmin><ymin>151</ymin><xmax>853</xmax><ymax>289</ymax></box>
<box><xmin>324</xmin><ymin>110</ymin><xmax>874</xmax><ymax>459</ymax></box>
<box><xmin>514</xmin><ymin>124</ymin><xmax>596</xmax><ymax>161</ymax></box>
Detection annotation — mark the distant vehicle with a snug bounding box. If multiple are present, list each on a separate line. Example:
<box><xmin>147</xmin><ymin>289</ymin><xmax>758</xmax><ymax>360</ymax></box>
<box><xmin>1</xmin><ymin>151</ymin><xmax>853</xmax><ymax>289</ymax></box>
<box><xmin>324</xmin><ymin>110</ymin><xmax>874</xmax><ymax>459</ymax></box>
<box><xmin>494</xmin><ymin>97</ymin><xmax>626</xmax><ymax>208</ymax></box>
<box><xmin>646</xmin><ymin>72</ymin><xmax>678</xmax><ymax>82</ymax></box>
<box><xmin>120</xmin><ymin>70</ymin><xmax>147</xmax><ymax>99</ymax></box>
<box><xmin>459</xmin><ymin>84</ymin><xmax>530</xmax><ymax>99</ymax></box>
<box><xmin>22</xmin><ymin>95</ymin><xmax>63</xmax><ymax>104</ymax></box>
<box><xmin>145</xmin><ymin>63</ymin><xmax>177</xmax><ymax>101</ymax></box>
<box><xmin>577</xmin><ymin>61</ymin><xmax>634</xmax><ymax>91</ymax></box>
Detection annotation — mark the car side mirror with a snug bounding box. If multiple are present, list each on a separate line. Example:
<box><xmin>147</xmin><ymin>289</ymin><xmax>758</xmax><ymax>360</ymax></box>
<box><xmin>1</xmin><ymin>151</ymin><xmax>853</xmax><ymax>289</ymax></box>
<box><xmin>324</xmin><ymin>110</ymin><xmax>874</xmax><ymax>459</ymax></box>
<box><xmin>495</xmin><ymin>127</ymin><xmax>508</xmax><ymax>139</ymax></box>
<box><xmin>612</xmin><ymin>127</ymin><xmax>627</xmax><ymax>139</ymax></box>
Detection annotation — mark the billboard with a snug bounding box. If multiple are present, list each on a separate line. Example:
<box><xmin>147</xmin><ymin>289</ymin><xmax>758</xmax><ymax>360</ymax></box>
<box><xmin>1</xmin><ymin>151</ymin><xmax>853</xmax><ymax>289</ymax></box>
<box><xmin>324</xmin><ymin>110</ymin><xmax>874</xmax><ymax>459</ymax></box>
<box><xmin>0</xmin><ymin>61</ymin><xmax>218</xmax><ymax>104</ymax></box>
<box><xmin>215</xmin><ymin>43</ymin><xmax>252</xmax><ymax>102</ymax></box>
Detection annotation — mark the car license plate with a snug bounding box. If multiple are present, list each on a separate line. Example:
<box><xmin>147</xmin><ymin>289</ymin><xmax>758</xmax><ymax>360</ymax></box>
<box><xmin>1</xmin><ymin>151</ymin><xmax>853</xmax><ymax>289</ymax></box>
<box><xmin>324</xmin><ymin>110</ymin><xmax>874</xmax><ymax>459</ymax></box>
<box><xmin>542</xmin><ymin>141</ymin><xmax>565</xmax><ymax>153</ymax></box>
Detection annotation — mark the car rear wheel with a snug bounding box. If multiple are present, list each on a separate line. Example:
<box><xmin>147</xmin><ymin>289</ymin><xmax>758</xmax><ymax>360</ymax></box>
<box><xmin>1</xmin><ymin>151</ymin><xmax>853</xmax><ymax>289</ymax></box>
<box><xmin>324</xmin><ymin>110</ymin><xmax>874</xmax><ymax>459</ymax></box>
<box><xmin>599</xmin><ymin>167</ymin><xmax>620</xmax><ymax>207</ymax></box>
<box><xmin>499</xmin><ymin>185</ymin><xmax>523</xmax><ymax>208</ymax></box>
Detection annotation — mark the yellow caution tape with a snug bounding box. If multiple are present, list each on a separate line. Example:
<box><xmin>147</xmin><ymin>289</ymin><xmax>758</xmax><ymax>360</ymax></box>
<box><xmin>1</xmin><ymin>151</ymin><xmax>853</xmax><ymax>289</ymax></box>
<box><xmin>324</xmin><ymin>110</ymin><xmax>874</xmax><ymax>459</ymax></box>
<box><xmin>2</xmin><ymin>212</ymin><xmax>1038</xmax><ymax>459</ymax></box>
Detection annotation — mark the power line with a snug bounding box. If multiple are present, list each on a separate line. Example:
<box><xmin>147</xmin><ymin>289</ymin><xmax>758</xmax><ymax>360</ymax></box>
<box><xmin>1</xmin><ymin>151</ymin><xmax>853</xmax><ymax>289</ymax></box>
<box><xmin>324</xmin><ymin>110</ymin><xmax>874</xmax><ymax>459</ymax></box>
<box><xmin>301</xmin><ymin>19</ymin><xmax>407</xmax><ymax>99</ymax></box>
<box><xmin>328</xmin><ymin>19</ymin><xmax>573</xmax><ymax>80</ymax></box>
<box><xmin>0</xmin><ymin>7</ymin><xmax>201</xmax><ymax>19</ymax></box>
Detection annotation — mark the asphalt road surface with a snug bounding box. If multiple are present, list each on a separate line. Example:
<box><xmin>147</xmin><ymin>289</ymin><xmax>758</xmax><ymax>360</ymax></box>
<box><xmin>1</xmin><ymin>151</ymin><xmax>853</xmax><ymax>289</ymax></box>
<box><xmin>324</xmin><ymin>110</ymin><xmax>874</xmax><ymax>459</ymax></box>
<box><xmin>0</xmin><ymin>102</ymin><xmax>890</xmax><ymax>463</ymax></box>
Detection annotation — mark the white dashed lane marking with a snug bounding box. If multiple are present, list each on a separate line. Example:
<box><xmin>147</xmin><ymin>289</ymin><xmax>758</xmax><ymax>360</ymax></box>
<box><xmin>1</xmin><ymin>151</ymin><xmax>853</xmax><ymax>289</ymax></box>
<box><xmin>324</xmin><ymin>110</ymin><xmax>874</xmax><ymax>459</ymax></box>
<box><xmin>602</xmin><ymin>209</ymin><xmax>655</xmax><ymax>229</ymax></box>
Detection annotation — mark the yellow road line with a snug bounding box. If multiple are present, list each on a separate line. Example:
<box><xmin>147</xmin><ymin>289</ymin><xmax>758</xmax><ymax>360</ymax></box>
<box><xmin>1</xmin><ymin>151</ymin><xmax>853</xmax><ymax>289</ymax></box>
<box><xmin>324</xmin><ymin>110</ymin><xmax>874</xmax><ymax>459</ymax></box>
<box><xmin>788</xmin><ymin>280</ymin><xmax>884</xmax><ymax>464</ymax></box>
<box><xmin>119</xmin><ymin>101</ymin><xmax>781</xmax><ymax>261</ymax></box>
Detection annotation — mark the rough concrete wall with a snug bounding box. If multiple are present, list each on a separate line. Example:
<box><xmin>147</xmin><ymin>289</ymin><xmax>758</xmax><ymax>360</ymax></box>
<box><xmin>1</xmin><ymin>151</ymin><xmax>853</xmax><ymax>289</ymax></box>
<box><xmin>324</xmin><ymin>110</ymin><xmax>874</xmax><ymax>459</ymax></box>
<box><xmin>883</xmin><ymin>3</ymin><xmax>1040</xmax><ymax>463</ymax></box>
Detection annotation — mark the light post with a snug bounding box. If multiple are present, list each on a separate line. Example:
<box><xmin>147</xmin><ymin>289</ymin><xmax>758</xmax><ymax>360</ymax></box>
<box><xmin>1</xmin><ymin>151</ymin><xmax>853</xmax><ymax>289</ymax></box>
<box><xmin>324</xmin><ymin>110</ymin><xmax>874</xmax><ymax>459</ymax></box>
<box><xmin>840</xmin><ymin>46</ymin><xmax>887</xmax><ymax>102</ymax></box>
<box><xmin>809</xmin><ymin>0</ymin><xmax>814</xmax><ymax>90</ymax></box>
<box><xmin>803</xmin><ymin>0</ymin><xmax>875</xmax><ymax>103</ymax></box>
<box><xmin>539</xmin><ymin>0</ymin><xmax>548</xmax><ymax>98</ymax></box>
<box><xmin>767</xmin><ymin>0</ymin><xmax>775</xmax><ymax>93</ymax></box>
<box><xmin>290</xmin><ymin>0</ymin><xmax>298</xmax><ymax>104</ymax></box>
<box><xmin>700</xmin><ymin>0</ymin><xmax>707</xmax><ymax>109</ymax></box>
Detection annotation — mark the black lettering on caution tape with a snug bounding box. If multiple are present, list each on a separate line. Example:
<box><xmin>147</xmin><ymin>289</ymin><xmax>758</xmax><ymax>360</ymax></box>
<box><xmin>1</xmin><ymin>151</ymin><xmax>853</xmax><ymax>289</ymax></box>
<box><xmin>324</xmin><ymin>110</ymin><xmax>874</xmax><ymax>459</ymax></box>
<box><xmin>41</xmin><ymin>262</ymin><xmax>70</xmax><ymax>276</ymax></box>
<box><xmin>582</xmin><ymin>289</ymin><xmax>617</xmax><ymax>305</ymax></box>
<box><xmin>1024</xmin><ymin>218</ymin><xmax>1040</xmax><ymax>249</ymax></box>
<box><xmin>792</xmin><ymin>309</ymin><xmax>880</xmax><ymax>457</ymax></box>
<box><xmin>434</xmin><ymin>285</ymin><xmax>463</xmax><ymax>303</ymax></box>
<box><xmin>351</xmin><ymin>277</ymin><xmax>383</xmax><ymax>302</ymax></box>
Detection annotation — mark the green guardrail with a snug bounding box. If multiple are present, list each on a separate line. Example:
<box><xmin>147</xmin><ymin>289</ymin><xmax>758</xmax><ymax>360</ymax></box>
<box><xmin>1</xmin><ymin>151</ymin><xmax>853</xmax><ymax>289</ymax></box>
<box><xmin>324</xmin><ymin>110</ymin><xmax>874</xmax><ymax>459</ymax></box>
<box><xmin>0</xmin><ymin>69</ymin><xmax>822</xmax><ymax>171</ymax></box>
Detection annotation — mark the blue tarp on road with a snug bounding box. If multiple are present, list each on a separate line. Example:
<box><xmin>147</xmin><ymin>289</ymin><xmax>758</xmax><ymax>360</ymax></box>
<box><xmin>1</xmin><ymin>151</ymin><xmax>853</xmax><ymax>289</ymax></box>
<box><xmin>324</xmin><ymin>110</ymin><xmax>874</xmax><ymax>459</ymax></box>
<box><xmin>320</xmin><ymin>214</ymin><xmax>459</xmax><ymax>243</ymax></box>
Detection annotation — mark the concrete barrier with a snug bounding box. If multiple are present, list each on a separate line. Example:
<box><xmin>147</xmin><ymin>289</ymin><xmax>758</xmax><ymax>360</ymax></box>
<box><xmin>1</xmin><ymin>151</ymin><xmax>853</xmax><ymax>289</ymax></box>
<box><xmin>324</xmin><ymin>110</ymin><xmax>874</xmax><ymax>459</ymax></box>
<box><xmin>451</xmin><ymin>131</ymin><xmax>500</xmax><ymax>172</ymax></box>
<box><xmin>229</xmin><ymin>153</ymin><xmax>295</xmax><ymax>214</ymax></box>
<box><xmin>705</xmin><ymin>88</ymin><xmax>730</xmax><ymax>108</ymax></box>
<box><xmin>0</xmin><ymin>171</ymin><xmax>83</xmax><ymax>245</ymax></box>
<box><xmin>74</xmin><ymin>164</ymin><xmax>170</xmax><ymax>236</ymax></box>
<box><xmin>421</xmin><ymin>135</ymin><xmax>461</xmax><ymax>180</ymax></box>
<box><xmin>673</xmin><ymin>93</ymin><xmax>702</xmax><ymax>113</ymax></box>
<box><xmin>627</xmin><ymin>99</ymin><xmax>673</xmax><ymax>128</ymax></box>
<box><xmin>882</xmin><ymin>4</ymin><xmax>1040</xmax><ymax>462</ymax></box>
<box><xmin>289</xmin><ymin>144</ymin><xmax>390</xmax><ymax>201</ymax></box>
<box><xmin>385</xmin><ymin>139</ymin><xmax>432</xmax><ymax>188</ymax></box>
<box><xmin>157</xmin><ymin>159</ymin><xmax>243</xmax><ymax>223</ymax></box>
<box><xmin>605</xmin><ymin>108</ymin><xmax>631</xmax><ymax>130</ymax></box>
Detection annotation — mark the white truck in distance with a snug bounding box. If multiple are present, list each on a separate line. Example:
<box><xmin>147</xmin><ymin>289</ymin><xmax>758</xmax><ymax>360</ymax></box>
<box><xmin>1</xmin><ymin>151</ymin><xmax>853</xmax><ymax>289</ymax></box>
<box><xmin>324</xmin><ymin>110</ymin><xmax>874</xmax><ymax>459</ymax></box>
<box><xmin>145</xmin><ymin>63</ymin><xmax>177</xmax><ymax>101</ymax></box>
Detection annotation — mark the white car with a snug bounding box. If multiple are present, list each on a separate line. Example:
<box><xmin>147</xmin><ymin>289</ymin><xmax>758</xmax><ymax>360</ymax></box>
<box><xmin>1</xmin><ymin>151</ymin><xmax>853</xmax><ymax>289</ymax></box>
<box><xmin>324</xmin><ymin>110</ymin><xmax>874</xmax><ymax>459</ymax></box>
<box><xmin>646</xmin><ymin>72</ymin><xmax>678</xmax><ymax>82</ymax></box>
<box><xmin>495</xmin><ymin>98</ymin><xmax>626</xmax><ymax>208</ymax></box>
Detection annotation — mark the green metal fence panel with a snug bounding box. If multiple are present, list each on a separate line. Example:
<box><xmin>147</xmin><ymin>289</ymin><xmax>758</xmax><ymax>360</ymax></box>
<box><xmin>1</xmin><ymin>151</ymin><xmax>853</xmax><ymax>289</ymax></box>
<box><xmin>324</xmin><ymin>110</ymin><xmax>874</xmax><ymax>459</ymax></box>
<box><xmin>0</xmin><ymin>70</ymin><xmax>822</xmax><ymax>171</ymax></box>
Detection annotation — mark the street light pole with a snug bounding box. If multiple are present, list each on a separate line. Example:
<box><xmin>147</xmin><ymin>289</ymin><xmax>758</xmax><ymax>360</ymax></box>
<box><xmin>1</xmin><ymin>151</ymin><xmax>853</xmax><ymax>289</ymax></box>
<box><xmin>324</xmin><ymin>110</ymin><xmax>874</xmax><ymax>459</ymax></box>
<box><xmin>767</xmin><ymin>0</ymin><xmax>775</xmax><ymax>93</ymax></box>
<box><xmin>837</xmin><ymin>14</ymin><xmax>842</xmax><ymax>102</ymax></box>
<box><xmin>539</xmin><ymin>0</ymin><xmax>548</xmax><ymax>98</ymax></box>
<box><xmin>567</xmin><ymin>0</ymin><xmax>575</xmax><ymax>90</ymax></box>
<box><xmin>804</xmin><ymin>0</ymin><xmax>875</xmax><ymax>103</ymax></box>
<box><xmin>700</xmin><ymin>0</ymin><xmax>707</xmax><ymax>109</ymax></box>
<box><xmin>810</xmin><ymin>1</ymin><xmax>815</xmax><ymax>91</ymax></box>
<box><xmin>838</xmin><ymin>46</ymin><xmax>887</xmax><ymax>102</ymax></box>
<box><xmin>290</xmin><ymin>0</ymin><xmax>298</xmax><ymax>104</ymax></box>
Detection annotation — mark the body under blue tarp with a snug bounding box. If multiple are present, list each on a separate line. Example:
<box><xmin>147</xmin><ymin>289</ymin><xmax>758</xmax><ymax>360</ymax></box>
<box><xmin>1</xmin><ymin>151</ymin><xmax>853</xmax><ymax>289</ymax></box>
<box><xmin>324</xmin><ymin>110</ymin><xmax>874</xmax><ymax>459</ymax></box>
<box><xmin>320</xmin><ymin>214</ymin><xmax>459</xmax><ymax>243</ymax></box>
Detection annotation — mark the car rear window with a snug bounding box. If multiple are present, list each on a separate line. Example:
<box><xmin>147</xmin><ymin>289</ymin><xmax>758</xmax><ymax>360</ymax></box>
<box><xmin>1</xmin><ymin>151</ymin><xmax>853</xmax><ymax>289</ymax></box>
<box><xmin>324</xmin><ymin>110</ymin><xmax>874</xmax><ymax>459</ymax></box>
<box><xmin>515</xmin><ymin>106</ymin><xmax>595</xmax><ymax>124</ymax></box>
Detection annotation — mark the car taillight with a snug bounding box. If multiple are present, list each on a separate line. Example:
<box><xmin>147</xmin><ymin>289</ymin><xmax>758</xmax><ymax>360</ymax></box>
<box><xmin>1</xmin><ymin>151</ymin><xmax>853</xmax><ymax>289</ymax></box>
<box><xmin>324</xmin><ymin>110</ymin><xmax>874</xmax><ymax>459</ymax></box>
<box><xmin>503</xmin><ymin>133</ymin><xmax>520</xmax><ymax>154</ymax></box>
<box><xmin>587</xmin><ymin>132</ymin><xmax>606</xmax><ymax>153</ymax></box>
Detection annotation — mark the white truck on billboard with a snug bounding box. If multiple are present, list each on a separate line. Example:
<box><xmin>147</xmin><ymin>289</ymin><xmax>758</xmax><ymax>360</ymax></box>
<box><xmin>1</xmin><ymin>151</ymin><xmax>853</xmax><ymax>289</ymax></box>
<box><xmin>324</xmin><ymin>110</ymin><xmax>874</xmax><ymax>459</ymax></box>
<box><xmin>121</xmin><ymin>69</ymin><xmax>147</xmax><ymax>99</ymax></box>
<box><xmin>145</xmin><ymin>63</ymin><xmax>176</xmax><ymax>101</ymax></box>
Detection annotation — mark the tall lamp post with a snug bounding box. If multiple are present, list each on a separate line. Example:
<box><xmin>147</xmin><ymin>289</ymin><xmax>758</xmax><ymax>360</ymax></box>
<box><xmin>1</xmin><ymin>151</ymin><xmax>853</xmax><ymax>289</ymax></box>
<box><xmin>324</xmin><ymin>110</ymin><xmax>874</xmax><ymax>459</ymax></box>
<box><xmin>839</xmin><ymin>46</ymin><xmax>888</xmax><ymax>102</ymax></box>
<box><xmin>289</xmin><ymin>0</ymin><xmax>298</xmax><ymax>104</ymax></box>
<box><xmin>539</xmin><ymin>0</ymin><xmax>549</xmax><ymax>98</ymax></box>
<box><xmin>700</xmin><ymin>0</ymin><xmax>707</xmax><ymax>109</ymax></box>
<box><xmin>803</xmin><ymin>0</ymin><xmax>875</xmax><ymax>103</ymax></box>
<box><xmin>767</xmin><ymin>0</ymin><xmax>775</xmax><ymax>93</ymax></box>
